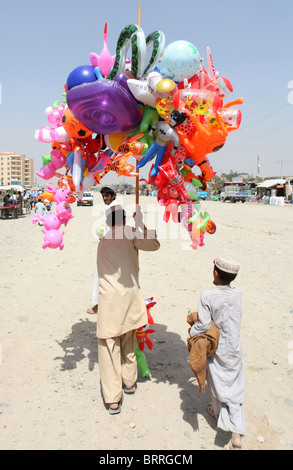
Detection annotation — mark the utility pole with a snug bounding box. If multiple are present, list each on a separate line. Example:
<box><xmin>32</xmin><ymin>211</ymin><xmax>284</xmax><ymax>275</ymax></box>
<box><xmin>280</xmin><ymin>160</ymin><xmax>284</xmax><ymax>179</ymax></box>
<box><xmin>257</xmin><ymin>154</ymin><xmax>260</xmax><ymax>177</ymax></box>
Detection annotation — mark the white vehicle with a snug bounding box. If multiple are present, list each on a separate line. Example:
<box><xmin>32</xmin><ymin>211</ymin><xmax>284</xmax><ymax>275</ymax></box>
<box><xmin>77</xmin><ymin>192</ymin><xmax>94</xmax><ymax>206</ymax></box>
<box><xmin>220</xmin><ymin>184</ymin><xmax>250</xmax><ymax>203</ymax></box>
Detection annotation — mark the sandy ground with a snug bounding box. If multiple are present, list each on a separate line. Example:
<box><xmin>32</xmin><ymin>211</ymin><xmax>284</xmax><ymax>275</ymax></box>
<box><xmin>1</xmin><ymin>194</ymin><xmax>293</xmax><ymax>451</ymax></box>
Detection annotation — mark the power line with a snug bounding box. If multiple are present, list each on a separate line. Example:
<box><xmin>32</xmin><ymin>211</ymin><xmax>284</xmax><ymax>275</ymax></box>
<box><xmin>240</xmin><ymin>103</ymin><xmax>290</xmax><ymax>130</ymax></box>
<box><xmin>244</xmin><ymin>91</ymin><xmax>289</xmax><ymax>119</ymax></box>
<box><xmin>225</xmin><ymin>120</ymin><xmax>293</xmax><ymax>153</ymax></box>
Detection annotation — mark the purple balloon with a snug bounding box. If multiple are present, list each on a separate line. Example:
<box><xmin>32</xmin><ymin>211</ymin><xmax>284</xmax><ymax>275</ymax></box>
<box><xmin>66</xmin><ymin>79</ymin><xmax>142</xmax><ymax>135</ymax></box>
<box><xmin>114</xmin><ymin>73</ymin><xmax>141</xmax><ymax>104</ymax></box>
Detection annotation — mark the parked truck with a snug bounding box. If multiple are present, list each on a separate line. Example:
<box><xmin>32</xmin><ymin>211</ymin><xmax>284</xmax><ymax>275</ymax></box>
<box><xmin>220</xmin><ymin>183</ymin><xmax>250</xmax><ymax>203</ymax></box>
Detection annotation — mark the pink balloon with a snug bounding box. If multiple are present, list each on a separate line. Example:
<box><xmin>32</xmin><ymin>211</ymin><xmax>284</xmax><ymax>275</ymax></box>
<box><xmin>89</xmin><ymin>23</ymin><xmax>115</xmax><ymax>77</ymax></box>
<box><xmin>41</xmin><ymin>228</ymin><xmax>64</xmax><ymax>250</ymax></box>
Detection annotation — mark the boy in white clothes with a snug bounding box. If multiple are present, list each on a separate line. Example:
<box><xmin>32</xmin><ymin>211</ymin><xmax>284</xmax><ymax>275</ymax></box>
<box><xmin>189</xmin><ymin>256</ymin><xmax>245</xmax><ymax>449</ymax></box>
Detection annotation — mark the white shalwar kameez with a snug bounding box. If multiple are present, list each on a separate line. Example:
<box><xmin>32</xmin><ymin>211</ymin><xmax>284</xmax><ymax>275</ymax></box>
<box><xmin>190</xmin><ymin>285</ymin><xmax>245</xmax><ymax>436</ymax></box>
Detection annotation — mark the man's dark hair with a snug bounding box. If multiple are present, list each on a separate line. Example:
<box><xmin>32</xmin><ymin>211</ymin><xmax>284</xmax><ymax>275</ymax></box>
<box><xmin>106</xmin><ymin>208</ymin><xmax>126</xmax><ymax>227</ymax></box>
<box><xmin>101</xmin><ymin>187</ymin><xmax>115</xmax><ymax>196</ymax></box>
<box><xmin>214</xmin><ymin>265</ymin><xmax>237</xmax><ymax>284</ymax></box>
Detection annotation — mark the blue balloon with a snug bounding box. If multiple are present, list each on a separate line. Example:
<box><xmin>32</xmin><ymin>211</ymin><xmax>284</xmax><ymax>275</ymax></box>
<box><xmin>66</xmin><ymin>65</ymin><xmax>97</xmax><ymax>91</ymax></box>
<box><xmin>160</xmin><ymin>40</ymin><xmax>201</xmax><ymax>83</ymax></box>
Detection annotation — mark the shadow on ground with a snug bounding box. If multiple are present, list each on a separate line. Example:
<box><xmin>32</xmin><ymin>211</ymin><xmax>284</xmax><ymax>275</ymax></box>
<box><xmin>55</xmin><ymin>318</ymin><xmax>230</xmax><ymax>447</ymax></box>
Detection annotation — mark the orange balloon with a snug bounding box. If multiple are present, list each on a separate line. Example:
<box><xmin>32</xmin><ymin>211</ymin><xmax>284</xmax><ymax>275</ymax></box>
<box><xmin>177</xmin><ymin>110</ymin><xmax>229</xmax><ymax>181</ymax></box>
<box><xmin>39</xmin><ymin>191</ymin><xmax>54</xmax><ymax>203</ymax></box>
<box><xmin>62</xmin><ymin>109</ymin><xmax>92</xmax><ymax>139</ymax></box>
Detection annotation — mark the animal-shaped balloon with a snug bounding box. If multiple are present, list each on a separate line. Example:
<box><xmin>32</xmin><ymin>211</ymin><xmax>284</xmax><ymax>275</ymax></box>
<box><xmin>136</xmin><ymin>324</ymin><xmax>155</xmax><ymax>351</ymax></box>
<box><xmin>176</xmin><ymin>109</ymin><xmax>228</xmax><ymax>180</ymax></box>
<box><xmin>36</xmin><ymin>149</ymin><xmax>67</xmax><ymax>180</ymax></box>
<box><xmin>189</xmin><ymin>210</ymin><xmax>216</xmax><ymax>250</ymax></box>
<box><xmin>89</xmin><ymin>23</ymin><xmax>116</xmax><ymax>78</ymax></box>
<box><xmin>32</xmin><ymin>213</ymin><xmax>62</xmax><ymax>230</ymax></box>
<box><xmin>137</xmin><ymin>110</ymin><xmax>187</xmax><ymax>178</ymax></box>
<box><xmin>41</xmin><ymin>228</ymin><xmax>65</xmax><ymax>250</ymax></box>
<box><xmin>47</xmin><ymin>182</ymin><xmax>74</xmax><ymax>226</ymax></box>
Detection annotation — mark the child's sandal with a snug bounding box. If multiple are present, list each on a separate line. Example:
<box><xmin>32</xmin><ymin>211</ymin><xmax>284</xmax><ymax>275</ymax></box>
<box><xmin>207</xmin><ymin>403</ymin><xmax>218</xmax><ymax>420</ymax></box>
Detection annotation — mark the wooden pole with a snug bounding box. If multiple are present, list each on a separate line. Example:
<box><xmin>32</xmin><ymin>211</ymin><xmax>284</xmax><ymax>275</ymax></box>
<box><xmin>135</xmin><ymin>2</ymin><xmax>141</xmax><ymax>206</ymax></box>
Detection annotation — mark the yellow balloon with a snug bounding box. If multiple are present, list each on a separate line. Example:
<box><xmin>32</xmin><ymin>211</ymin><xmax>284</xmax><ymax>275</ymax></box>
<box><xmin>105</xmin><ymin>132</ymin><xmax>127</xmax><ymax>151</ymax></box>
<box><xmin>155</xmin><ymin>79</ymin><xmax>177</xmax><ymax>93</ymax></box>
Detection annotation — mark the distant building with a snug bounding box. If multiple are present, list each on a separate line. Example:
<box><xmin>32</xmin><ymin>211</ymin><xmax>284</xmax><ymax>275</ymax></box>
<box><xmin>0</xmin><ymin>151</ymin><xmax>34</xmax><ymax>188</ymax></box>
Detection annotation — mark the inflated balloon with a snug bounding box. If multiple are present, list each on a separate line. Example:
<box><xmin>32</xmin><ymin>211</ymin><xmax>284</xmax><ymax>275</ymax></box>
<box><xmin>89</xmin><ymin>23</ymin><xmax>116</xmax><ymax>78</ymax></box>
<box><xmin>47</xmin><ymin>182</ymin><xmax>74</xmax><ymax>226</ymax></box>
<box><xmin>39</xmin><ymin>190</ymin><xmax>54</xmax><ymax>203</ymax></box>
<box><xmin>213</xmin><ymin>107</ymin><xmax>242</xmax><ymax>130</ymax></box>
<box><xmin>177</xmin><ymin>109</ymin><xmax>228</xmax><ymax>180</ymax></box>
<box><xmin>66</xmin><ymin>65</ymin><xmax>97</xmax><ymax>91</ymax></box>
<box><xmin>206</xmin><ymin>46</ymin><xmax>233</xmax><ymax>98</ymax></box>
<box><xmin>105</xmin><ymin>132</ymin><xmax>128</xmax><ymax>152</ymax></box>
<box><xmin>126</xmin><ymin>105</ymin><xmax>159</xmax><ymax>154</ymax></box>
<box><xmin>108</xmin><ymin>24</ymin><xmax>147</xmax><ymax>80</ymax></box>
<box><xmin>137</xmin><ymin>110</ymin><xmax>186</xmax><ymax>177</ymax></box>
<box><xmin>41</xmin><ymin>228</ymin><xmax>65</xmax><ymax>250</ymax></box>
<box><xmin>173</xmin><ymin>88</ymin><xmax>221</xmax><ymax>116</ymax></box>
<box><xmin>41</xmin><ymin>154</ymin><xmax>52</xmax><ymax>166</ymax></box>
<box><xmin>156</xmin><ymin>156</ymin><xmax>188</xmax><ymax>206</ymax></box>
<box><xmin>32</xmin><ymin>213</ymin><xmax>62</xmax><ymax>231</ymax></box>
<box><xmin>61</xmin><ymin>109</ymin><xmax>92</xmax><ymax>139</ymax></box>
<box><xmin>108</xmin><ymin>24</ymin><xmax>165</xmax><ymax>81</ymax></box>
<box><xmin>34</xmin><ymin>125</ymin><xmax>70</xmax><ymax>144</ymax></box>
<box><xmin>189</xmin><ymin>210</ymin><xmax>216</xmax><ymax>250</ymax></box>
<box><xmin>46</xmin><ymin>104</ymin><xmax>66</xmax><ymax>129</ymax></box>
<box><xmin>66</xmin><ymin>78</ymin><xmax>142</xmax><ymax>135</ymax></box>
<box><xmin>33</xmin><ymin>22</ymin><xmax>244</xmax><ymax>253</ymax></box>
<box><xmin>55</xmin><ymin>172</ymin><xmax>77</xmax><ymax>196</ymax></box>
<box><xmin>135</xmin><ymin>342</ymin><xmax>150</xmax><ymax>377</ymax></box>
<box><xmin>136</xmin><ymin>324</ymin><xmax>155</xmax><ymax>351</ymax></box>
<box><xmin>36</xmin><ymin>149</ymin><xmax>67</xmax><ymax>180</ymax></box>
<box><xmin>144</xmin><ymin>30</ymin><xmax>165</xmax><ymax>74</ymax></box>
<box><xmin>160</xmin><ymin>40</ymin><xmax>201</xmax><ymax>83</ymax></box>
<box><xmin>95</xmin><ymin>154</ymin><xmax>139</xmax><ymax>182</ymax></box>
<box><xmin>72</xmin><ymin>148</ymin><xmax>85</xmax><ymax>190</ymax></box>
<box><xmin>154</xmin><ymin>79</ymin><xmax>178</xmax><ymax>118</ymax></box>
<box><xmin>127</xmin><ymin>71</ymin><xmax>163</xmax><ymax>108</ymax></box>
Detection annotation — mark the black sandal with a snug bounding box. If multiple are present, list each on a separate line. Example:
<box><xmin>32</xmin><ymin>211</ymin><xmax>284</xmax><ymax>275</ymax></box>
<box><xmin>108</xmin><ymin>392</ymin><xmax>123</xmax><ymax>415</ymax></box>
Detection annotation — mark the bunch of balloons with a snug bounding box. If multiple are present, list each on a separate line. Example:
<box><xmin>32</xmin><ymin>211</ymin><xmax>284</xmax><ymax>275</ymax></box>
<box><xmin>32</xmin><ymin>181</ymin><xmax>75</xmax><ymax>250</ymax></box>
<box><xmin>34</xmin><ymin>22</ymin><xmax>243</xmax><ymax>249</ymax></box>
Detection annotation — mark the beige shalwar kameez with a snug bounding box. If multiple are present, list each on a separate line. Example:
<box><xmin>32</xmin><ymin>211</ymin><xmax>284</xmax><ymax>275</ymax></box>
<box><xmin>97</xmin><ymin>224</ymin><xmax>160</xmax><ymax>404</ymax></box>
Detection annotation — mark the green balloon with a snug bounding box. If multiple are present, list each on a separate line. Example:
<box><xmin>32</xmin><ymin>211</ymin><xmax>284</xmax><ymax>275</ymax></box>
<box><xmin>126</xmin><ymin>106</ymin><xmax>159</xmax><ymax>155</ymax></box>
<box><xmin>135</xmin><ymin>342</ymin><xmax>150</xmax><ymax>377</ymax></box>
<box><xmin>96</xmin><ymin>224</ymin><xmax>104</xmax><ymax>238</ymax></box>
<box><xmin>139</xmin><ymin>105</ymin><xmax>159</xmax><ymax>133</ymax></box>
<box><xmin>42</xmin><ymin>154</ymin><xmax>52</xmax><ymax>166</ymax></box>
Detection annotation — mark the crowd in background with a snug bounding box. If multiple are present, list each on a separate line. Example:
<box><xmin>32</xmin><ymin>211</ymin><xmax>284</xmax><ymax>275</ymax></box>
<box><xmin>0</xmin><ymin>188</ymin><xmax>52</xmax><ymax>218</ymax></box>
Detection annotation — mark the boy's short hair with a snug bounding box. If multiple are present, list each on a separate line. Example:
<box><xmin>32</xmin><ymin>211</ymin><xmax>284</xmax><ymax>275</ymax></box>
<box><xmin>214</xmin><ymin>265</ymin><xmax>237</xmax><ymax>284</ymax></box>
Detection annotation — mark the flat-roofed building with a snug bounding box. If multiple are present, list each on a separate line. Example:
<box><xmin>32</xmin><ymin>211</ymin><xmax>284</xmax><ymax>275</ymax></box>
<box><xmin>0</xmin><ymin>152</ymin><xmax>34</xmax><ymax>187</ymax></box>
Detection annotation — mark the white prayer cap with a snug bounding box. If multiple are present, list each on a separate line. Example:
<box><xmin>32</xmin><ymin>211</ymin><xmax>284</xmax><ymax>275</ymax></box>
<box><xmin>214</xmin><ymin>256</ymin><xmax>240</xmax><ymax>274</ymax></box>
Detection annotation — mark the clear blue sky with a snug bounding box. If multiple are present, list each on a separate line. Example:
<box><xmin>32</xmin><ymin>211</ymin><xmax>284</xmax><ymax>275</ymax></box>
<box><xmin>1</xmin><ymin>0</ymin><xmax>293</xmax><ymax>183</ymax></box>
